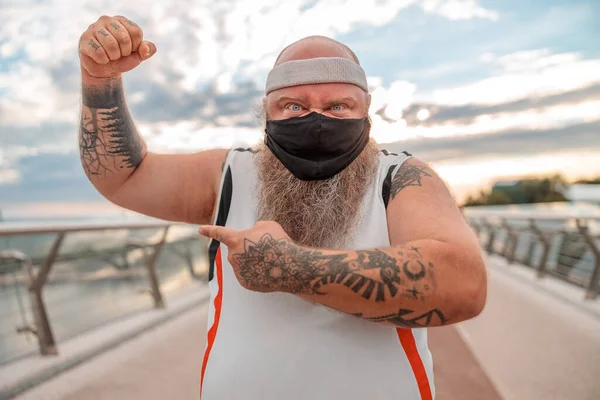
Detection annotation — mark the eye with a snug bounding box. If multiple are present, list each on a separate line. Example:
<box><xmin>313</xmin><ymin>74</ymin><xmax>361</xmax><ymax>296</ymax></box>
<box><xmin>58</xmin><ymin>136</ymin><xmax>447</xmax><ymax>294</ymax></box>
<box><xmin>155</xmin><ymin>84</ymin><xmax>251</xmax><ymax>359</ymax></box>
<box><xmin>331</xmin><ymin>104</ymin><xmax>346</xmax><ymax>111</ymax></box>
<box><xmin>286</xmin><ymin>103</ymin><xmax>303</xmax><ymax>112</ymax></box>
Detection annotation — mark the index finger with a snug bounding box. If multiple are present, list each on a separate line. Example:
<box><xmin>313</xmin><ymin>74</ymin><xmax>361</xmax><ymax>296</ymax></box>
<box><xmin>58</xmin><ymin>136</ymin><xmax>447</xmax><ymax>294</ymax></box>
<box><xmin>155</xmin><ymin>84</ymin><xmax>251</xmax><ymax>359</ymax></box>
<box><xmin>199</xmin><ymin>225</ymin><xmax>237</xmax><ymax>245</ymax></box>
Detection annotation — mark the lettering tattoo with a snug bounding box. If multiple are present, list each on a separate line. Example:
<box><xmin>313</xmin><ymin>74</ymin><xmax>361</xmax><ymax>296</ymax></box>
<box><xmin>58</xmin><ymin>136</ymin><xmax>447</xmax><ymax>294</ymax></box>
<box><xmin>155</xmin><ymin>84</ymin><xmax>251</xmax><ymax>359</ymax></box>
<box><xmin>390</xmin><ymin>162</ymin><xmax>432</xmax><ymax>199</ymax></box>
<box><xmin>79</xmin><ymin>81</ymin><xmax>145</xmax><ymax>178</ymax></box>
<box><xmin>88</xmin><ymin>39</ymin><xmax>100</xmax><ymax>50</ymax></box>
<box><xmin>110</xmin><ymin>22</ymin><xmax>121</xmax><ymax>30</ymax></box>
<box><xmin>98</xmin><ymin>29</ymin><xmax>109</xmax><ymax>37</ymax></box>
<box><xmin>232</xmin><ymin>234</ymin><xmax>445</xmax><ymax>327</ymax></box>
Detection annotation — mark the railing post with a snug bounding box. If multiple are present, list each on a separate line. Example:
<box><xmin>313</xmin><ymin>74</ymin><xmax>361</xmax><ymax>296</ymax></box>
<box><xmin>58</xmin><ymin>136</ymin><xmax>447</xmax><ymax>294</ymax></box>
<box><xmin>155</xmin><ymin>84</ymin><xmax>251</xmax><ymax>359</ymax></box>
<box><xmin>470</xmin><ymin>220</ymin><xmax>481</xmax><ymax>239</ymax></box>
<box><xmin>183</xmin><ymin>240</ymin><xmax>199</xmax><ymax>279</ymax></box>
<box><xmin>575</xmin><ymin>219</ymin><xmax>600</xmax><ymax>300</ymax></box>
<box><xmin>501</xmin><ymin>219</ymin><xmax>519</xmax><ymax>264</ymax></box>
<box><xmin>143</xmin><ymin>227</ymin><xmax>170</xmax><ymax>309</ymax></box>
<box><xmin>530</xmin><ymin>220</ymin><xmax>551</xmax><ymax>278</ymax></box>
<box><xmin>1</xmin><ymin>239</ymin><xmax>63</xmax><ymax>357</ymax></box>
<box><xmin>523</xmin><ymin>219</ymin><xmax>537</xmax><ymax>267</ymax></box>
<box><xmin>482</xmin><ymin>218</ymin><xmax>496</xmax><ymax>254</ymax></box>
<box><xmin>508</xmin><ymin>231</ymin><xmax>520</xmax><ymax>264</ymax></box>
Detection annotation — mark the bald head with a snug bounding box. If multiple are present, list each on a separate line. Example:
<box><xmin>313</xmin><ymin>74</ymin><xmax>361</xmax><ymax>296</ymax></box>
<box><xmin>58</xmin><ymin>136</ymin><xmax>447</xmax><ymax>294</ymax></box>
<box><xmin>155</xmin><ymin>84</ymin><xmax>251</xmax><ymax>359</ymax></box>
<box><xmin>264</xmin><ymin>35</ymin><xmax>369</xmax><ymax>122</ymax></box>
<box><xmin>274</xmin><ymin>35</ymin><xmax>360</xmax><ymax>66</ymax></box>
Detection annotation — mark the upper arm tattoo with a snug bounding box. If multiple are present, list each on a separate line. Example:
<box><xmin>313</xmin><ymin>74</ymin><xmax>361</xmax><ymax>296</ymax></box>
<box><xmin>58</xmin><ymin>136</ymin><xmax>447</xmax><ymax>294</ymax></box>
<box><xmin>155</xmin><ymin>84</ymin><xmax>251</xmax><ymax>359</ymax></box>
<box><xmin>390</xmin><ymin>161</ymin><xmax>432</xmax><ymax>199</ymax></box>
<box><xmin>79</xmin><ymin>80</ymin><xmax>145</xmax><ymax>179</ymax></box>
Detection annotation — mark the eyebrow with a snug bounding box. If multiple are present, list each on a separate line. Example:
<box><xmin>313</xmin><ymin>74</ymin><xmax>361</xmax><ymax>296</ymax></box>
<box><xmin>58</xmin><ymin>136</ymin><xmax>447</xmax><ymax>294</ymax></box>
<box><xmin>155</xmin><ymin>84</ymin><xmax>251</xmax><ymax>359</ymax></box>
<box><xmin>275</xmin><ymin>96</ymin><xmax>307</xmax><ymax>105</ymax></box>
<box><xmin>327</xmin><ymin>96</ymin><xmax>357</xmax><ymax>106</ymax></box>
<box><xmin>274</xmin><ymin>95</ymin><xmax>357</xmax><ymax>106</ymax></box>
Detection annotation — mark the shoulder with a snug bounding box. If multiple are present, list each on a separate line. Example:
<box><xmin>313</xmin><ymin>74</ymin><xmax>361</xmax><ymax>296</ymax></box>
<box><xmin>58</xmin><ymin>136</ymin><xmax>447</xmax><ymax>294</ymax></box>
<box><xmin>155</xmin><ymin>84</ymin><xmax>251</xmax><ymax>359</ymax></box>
<box><xmin>221</xmin><ymin>146</ymin><xmax>259</xmax><ymax>175</ymax></box>
<box><xmin>386</xmin><ymin>157</ymin><xmax>468</xmax><ymax>244</ymax></box>
<box><xmin>388</xmin><ymin>157</ymin><xmax>446</xmax><ymax>201</ymax></box>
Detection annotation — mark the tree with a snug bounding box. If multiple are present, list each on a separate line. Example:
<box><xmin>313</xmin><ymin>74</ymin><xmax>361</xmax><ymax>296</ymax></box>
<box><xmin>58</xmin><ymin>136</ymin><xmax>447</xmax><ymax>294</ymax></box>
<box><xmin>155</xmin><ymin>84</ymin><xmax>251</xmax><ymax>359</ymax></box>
<box><xmin>462</xmin><ymin>174</ymin><xmax>569</xmax><ymax>207</ymax></box>
<box><xmin>575</xmin><ymin>176</ymin><xmax>600</xmax><ymax>184</ymax></box>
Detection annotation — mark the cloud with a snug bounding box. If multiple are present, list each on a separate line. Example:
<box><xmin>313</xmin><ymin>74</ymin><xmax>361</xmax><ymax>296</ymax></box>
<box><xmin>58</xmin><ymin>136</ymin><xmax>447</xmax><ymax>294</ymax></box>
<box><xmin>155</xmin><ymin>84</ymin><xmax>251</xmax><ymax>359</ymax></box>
<box><xmin>367</xmin><ymin>48</ymin><xmax>600</xmax><ymax>146</ymax></box>
<box><xmin>0</xmin><ymin>0</ymin><xmax>499</xmax><ymax>128</ymax></box>
<box><xmin>4</xmin><ymin>0</ymin><xmax>600</xmax><ymax>208</ymax></box>
<box><xmin>421</xmin><ymin>0</ymin><xmax>498</xmax><ymax>21</ymax></box>
<box><xmin>0</xmin><ymin>152</ymin><xmax>101</xmax><ymax>203</ymax></box>
<box><xmin>426</xmin><ymin>50</ymin><xmax>600</xmax><ymax>106</ymax></box>
<box><xmin>0</xmin><ymin>0</ymin><xmax>500</xmax><ymax>160</ymax></box>
<box><xmin>401</xmin><ymin>83</ymin><xmax>600</xmax><ymax>127</ymax></box>
<box><xmin>382</xmin><ymin>120</ymin><xmax>600</xmax><ymax>163</ymax></box>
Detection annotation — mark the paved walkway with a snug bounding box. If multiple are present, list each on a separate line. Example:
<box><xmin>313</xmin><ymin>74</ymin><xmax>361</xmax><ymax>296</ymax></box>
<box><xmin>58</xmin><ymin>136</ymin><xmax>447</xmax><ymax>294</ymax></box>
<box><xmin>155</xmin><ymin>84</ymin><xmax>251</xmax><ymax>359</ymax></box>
<box><xmin>14</xmin><ymin>302</ymin><xmax>210</xmax><ymax>400</ymax></box>
<box><xmin>11</xmin><ymin>253</ymin><xmax>600</xmax><ymax>400</ymax></box>
<box><xmin>15</xmin><ymin>254</ymin><xmax>600</xmax><ymax>400</ymax></box>
<box><xmin>459</xmin><ymin>255</ymin><xmax>600</xmax><ymax>400</ymax></box>
<box><xmin>14</xmin><ymin>300</ymin><xmax>501</xmax><ymax>399</ymax></box>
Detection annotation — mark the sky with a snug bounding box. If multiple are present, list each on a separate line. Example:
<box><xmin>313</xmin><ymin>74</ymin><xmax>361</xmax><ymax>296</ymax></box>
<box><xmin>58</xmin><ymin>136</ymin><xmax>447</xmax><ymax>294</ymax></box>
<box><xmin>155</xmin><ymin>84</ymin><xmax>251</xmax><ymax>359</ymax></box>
<box><xmin>0</xmin><ymin>0</ymin><xmax>599</xmax><ymax>219</ymax></box>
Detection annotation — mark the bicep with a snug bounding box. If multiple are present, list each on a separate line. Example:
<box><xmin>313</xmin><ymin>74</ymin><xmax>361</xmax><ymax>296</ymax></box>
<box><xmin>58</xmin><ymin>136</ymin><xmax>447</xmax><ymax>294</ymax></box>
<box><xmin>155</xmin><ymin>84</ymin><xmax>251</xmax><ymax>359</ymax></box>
<box><xmin>386</xmin><ymin>158</ymin><xmax>477</xmax><ymax>248</ymax></box>
<box><xmin>109</xmin><ymin>148</ymin><xmax>228</xmax><ymax>224</ymax></box>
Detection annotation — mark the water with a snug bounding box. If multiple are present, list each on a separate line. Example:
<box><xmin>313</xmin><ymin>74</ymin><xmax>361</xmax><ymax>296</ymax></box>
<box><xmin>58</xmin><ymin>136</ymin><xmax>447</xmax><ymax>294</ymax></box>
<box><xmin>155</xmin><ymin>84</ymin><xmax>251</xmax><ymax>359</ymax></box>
<box><xmin>0</xmin><ymin>217</ymin><xmax>209</xmax><ymax>365</ymax></box>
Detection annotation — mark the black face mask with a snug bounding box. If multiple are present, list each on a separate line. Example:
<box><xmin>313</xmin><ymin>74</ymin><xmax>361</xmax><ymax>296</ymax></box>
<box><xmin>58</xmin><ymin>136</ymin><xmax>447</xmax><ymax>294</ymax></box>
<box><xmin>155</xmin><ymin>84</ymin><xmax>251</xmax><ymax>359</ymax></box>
<box><xmin>264</xmin><ymin>112</ymin><xmax>370</xmax><ymax>181</ymax></box>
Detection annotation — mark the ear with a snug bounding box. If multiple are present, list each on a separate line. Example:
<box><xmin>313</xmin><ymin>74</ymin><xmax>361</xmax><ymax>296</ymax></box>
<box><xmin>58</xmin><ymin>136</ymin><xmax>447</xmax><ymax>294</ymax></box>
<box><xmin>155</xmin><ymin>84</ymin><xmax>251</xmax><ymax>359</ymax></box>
<box><xmin>365</xmin><ymin>93</ymin><xmax>372</xmax><ymax>114</ymax></box>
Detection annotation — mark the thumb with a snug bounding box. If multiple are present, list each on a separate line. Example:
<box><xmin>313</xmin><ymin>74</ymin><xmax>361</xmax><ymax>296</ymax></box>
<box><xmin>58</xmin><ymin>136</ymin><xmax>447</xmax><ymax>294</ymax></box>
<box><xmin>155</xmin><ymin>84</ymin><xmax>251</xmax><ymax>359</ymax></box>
<box><xmin>138</xmin><ymin>41</ymin><xmax>157</xmax><ymax>61</ymax></box>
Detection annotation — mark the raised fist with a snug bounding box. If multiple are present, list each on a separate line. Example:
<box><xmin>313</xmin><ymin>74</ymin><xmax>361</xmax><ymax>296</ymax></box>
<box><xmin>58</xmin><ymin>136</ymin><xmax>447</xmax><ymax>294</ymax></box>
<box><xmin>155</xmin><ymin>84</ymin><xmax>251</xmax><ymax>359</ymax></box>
<box><xmin>79</xmin><ymin>15</ymin><xmax>156</xmax><ymax>79</ymax></box>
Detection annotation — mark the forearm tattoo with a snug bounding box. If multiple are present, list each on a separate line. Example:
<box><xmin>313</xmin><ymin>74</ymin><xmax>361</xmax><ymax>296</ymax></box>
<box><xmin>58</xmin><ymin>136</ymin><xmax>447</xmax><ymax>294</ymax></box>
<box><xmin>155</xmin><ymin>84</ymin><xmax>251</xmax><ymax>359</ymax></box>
<box><xmin>352</xmin><ymin>308</ymin><xmax>447</xmax><ymax>327</ymax></box>
<box><xmin>79</xmin><ymin>79</ymin><xmax>145</xmax><ymax>178</ymax></box>
<box><xmin>390</xmin><ymin>162</ymin><xmax>432</xmax><ymax>199</ymax></box>
<box><xmin>233</xmin><ymin>234</ymin><xmax>446</xmax><ymax>327</ymax></box>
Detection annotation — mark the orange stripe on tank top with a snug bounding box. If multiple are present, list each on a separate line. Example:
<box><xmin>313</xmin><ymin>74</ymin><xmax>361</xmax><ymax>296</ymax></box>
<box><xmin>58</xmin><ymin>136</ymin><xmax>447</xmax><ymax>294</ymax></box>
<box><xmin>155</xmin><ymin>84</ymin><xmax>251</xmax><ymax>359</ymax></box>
<box><xmin>396</xmin><ymin>328</ymin><xmax>433</xmax><ymax>400</ymax></box>
<box><xmin>200</xmin><ymin>246</ymin><xmax>224</xmax><ymax>396</ymax></box>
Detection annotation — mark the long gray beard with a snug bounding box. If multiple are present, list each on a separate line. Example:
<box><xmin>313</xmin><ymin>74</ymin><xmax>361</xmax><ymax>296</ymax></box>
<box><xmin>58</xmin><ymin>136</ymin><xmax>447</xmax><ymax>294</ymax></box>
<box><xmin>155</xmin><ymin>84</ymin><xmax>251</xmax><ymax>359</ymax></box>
<box><xmin>254</xmin><ymin>139</ymin><xmax>380</xmax><ymax>249</ymax></box>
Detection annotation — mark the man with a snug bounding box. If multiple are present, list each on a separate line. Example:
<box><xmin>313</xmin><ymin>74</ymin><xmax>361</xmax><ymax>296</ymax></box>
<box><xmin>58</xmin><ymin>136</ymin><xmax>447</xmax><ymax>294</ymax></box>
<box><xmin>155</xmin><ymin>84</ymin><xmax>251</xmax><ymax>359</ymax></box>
<box><xmin>78</xmin><ymin>15</ymin><xmax>487</xmax><ymax>400</ymax></box>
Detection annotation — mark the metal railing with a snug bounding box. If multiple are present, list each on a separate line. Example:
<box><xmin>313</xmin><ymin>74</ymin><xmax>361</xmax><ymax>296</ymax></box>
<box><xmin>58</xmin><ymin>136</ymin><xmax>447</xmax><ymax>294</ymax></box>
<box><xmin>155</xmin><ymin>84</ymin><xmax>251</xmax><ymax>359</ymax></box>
<box><xmin>464</xmin><ymin>210</ymin><xmax>600</xmax><ymax>300</ymax></box>
<box><xmin>0</xmin><ymin>220</ymin><xmax>206</xmax><ymax>361</ymax></box>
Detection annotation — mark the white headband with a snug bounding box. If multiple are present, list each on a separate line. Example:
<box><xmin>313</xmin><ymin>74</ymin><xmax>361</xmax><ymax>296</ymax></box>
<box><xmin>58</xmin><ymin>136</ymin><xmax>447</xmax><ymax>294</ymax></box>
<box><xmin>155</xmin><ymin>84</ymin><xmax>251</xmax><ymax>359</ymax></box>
<box><xmin>265</xmin><ymin>57</ymin><xmax>368</xmax><ymax>94</ymax></box>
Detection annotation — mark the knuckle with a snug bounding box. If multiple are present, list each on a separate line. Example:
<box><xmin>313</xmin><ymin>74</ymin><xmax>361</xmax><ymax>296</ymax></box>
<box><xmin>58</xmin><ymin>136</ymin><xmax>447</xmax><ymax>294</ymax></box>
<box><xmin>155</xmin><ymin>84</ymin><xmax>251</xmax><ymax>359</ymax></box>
<box><xmin>104</xmin><ymin>40</ymin><xmax>119</xmax><ymax>52</ymax></box>
<box><xmin>99</xmin><ymin>15</ymin><xmax>110</xmax><ymax>21</ymax></box>
<box><xmin>130</xmin><ymin>29</ymin><xmax>143</xmax><ymax>41</ymax></box>
<box><xmin>118</xmin><ymin>32</ymin><xmax>131</xmax><ymax>44</ymax></box>
<box><xmin>230</xmin><ymin>237</ymin><xmax>241</xmax><ymax>248</ymax></box>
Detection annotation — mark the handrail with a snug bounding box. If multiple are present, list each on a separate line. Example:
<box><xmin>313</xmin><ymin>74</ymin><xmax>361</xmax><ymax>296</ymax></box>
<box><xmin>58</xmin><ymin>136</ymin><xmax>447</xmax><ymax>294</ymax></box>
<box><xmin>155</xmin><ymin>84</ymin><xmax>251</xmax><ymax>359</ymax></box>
<box><xmin>463</xmin><ymin>211</ymin><xmax>600</xmax><ymax>221</ymax></box>
<box><xmin>465</xmin><ymin>213</ymin><xmax>599</xmax><ymax>300</ymax></box>
<box><xmin>0</xmin><ymin>219</ymin><xmax>179</xmax><ymax>237</ymax></box>
<box><xmin>0</xmin><ymin>251</ymin><xmax>57</xmax><ymax>356</ymax></box>
<box><xmin>0</xmin><ymin>220</ymin><xmax>203</xmax><ymax>360</ymax></box>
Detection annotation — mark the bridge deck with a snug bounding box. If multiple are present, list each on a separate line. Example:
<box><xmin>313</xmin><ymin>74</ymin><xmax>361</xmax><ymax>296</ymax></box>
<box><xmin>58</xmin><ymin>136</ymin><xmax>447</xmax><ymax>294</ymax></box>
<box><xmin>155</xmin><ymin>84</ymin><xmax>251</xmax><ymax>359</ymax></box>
<box><xmin>12</xmin><ymin>301</ymin><xmax>502</xmax><ymax>400</ymax></box>
<box><xmin>10</xmin><ymin>255</ymin><xmax>600</xmax><ymax>400</ymax></box>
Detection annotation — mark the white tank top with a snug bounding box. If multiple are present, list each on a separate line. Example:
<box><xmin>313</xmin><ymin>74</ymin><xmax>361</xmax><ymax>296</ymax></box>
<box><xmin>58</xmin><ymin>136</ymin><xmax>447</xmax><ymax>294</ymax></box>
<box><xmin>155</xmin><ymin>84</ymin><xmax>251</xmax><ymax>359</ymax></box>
<box><xmin>200</xmin><ymin>148</ymin><xmax>435</xmax><ymax>400</ymax></box>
